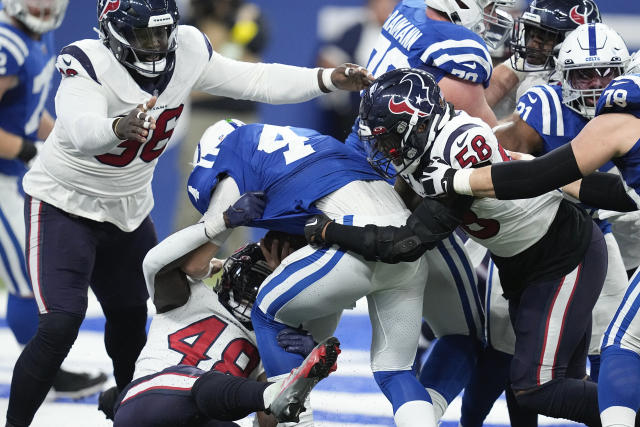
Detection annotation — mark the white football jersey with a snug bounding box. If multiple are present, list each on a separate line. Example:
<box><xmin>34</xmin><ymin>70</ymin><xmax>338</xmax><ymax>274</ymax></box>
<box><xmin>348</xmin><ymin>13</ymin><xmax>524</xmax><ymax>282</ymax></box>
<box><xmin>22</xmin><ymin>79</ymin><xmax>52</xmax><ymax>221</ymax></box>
<box><xmin>427</xmin><ymin>111</ymin><xmax>562</xmax><ymax>257</ymax></box>
<box><xmin>134</xmin><ymin>281</ymin><xmax>262</xmax><ymax>381</ymax></box>
<box><xmin>23</xmin><ymin>25</ymin><xmax>323</xmax><ymax>231</ymax></box>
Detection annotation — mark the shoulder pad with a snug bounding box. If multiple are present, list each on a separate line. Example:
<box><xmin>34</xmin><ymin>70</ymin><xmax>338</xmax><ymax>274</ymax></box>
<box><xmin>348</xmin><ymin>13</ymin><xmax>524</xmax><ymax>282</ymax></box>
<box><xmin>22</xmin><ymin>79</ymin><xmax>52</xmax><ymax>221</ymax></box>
<box><xmin>57</xmin><ymin>42</ymin><xmax>101</xmax><ymax>84</ymax></box>
<box><xmin>419</xmin><ymin>26</ymin><xmax>492</xmax><ymax>86</ymax></box>
<box><xmin>596</xmin><ymin>75</ymin><xmax>640</xmax><ymax>117</ymax></box>
<box><xmin>517</xmin><ymin>84</ymin><xmax>565</xmax><ymax>137</ymax></box>
<box><xmin>177</xmin><ymin>25</ymin><xmax>213</xmax><ymax>62</ymax></box>
<box><xmin>0</xmin><ymin>26</ymin><xmax>29</xmax><ymax>75</ymax></box>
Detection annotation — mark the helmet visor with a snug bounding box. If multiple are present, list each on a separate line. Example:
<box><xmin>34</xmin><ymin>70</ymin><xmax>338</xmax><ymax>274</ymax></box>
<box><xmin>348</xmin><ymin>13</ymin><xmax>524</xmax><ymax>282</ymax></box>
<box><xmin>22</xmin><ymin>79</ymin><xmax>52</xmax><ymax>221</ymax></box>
<box><xmin>126</xmin><ymin>25</ymin><xmax>177</xmax><ymax>61</ymax></box>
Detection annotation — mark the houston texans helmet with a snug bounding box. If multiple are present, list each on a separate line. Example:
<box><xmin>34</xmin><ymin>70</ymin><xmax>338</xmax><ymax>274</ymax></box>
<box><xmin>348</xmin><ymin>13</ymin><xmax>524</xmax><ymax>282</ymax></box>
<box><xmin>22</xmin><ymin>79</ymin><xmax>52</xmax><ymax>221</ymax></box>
<box><xmin>425</xmin><ymin>0</ymin><xmax>516</xmax><ymax>49</ymax></box>
<box><xmin>3</xmin><ymin>0</ymin><xmax>69</xmax><ymax>34</ymax></box>
<box><xmin>214</xmin><ymin>243</ymin><xmax>272</xmax><ymax>330</ymax></box>
<box><xmin>359</xmin><ymin>68</ymin><xmax>452</xmax><ymax>180</ymax></box>
<box><xmin>97</xmin><ymin>0</ymin><xmax>180</xmax><ymax>77</ymax></box>
<box><xmin>510</xmin><ymin>0</ymin><xmax>601</xmax><ymax>71</ymax></box>
<box><xmin>557</xmin><ymin>22</ymin><xmax>629</xmax><ymax>119</ymax></box>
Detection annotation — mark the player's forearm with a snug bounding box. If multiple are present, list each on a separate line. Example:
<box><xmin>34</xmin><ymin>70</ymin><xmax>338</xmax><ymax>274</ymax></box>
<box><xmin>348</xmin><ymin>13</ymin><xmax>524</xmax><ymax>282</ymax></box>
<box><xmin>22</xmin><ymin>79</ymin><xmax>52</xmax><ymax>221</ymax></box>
<box><xmin>485</xmin><ymin>63</ymin><xmax>519</xmax><ymax>107</ymax></box>
<box><xmin>37</xmin><ymin>110</ymin><xmax>54</xmax><ymax>141</ymax></box>
<box><xmin>197</xmin><ymin>52</ymin><xmax>325</xmax><ymax>104</ymax></box>
<box><xmin>55</xmin><ymin>78</ymin><xmax>122</xmax><ymax>155</ymax></box>
<box><xmin>0</xmin><ymin>126</ymin><xmax>25</xmax><ymax>159</ymax></box>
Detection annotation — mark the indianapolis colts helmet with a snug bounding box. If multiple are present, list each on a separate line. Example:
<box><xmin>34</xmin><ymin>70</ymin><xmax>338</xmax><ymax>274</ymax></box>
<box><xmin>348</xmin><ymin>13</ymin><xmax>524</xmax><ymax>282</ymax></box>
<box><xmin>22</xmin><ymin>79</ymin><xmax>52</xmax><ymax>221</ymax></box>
<box><xmin>192</xmin><ymin>119</ymin><xmax>245</xmax><ymax>168</ymax></box>
<box><xmin>359</xmin><ymin>68</ymin><xmax>452</xmax><ymax>180</ymax></box>
<box><xmin>424</xmin><ymin>0</ymin><xmax>516</xmax><ymax>49</ymax></box>
<box><xmin>215</xmin><ymin>243</ymin><xmax>272</xmax><ymax>331</ymax></box>
<box><xmin>97</xmin><ymin>0</ymin><xmax>180</xmax><ymax>77</ymax></box>
<box><xmin>557</xmin><ymin>23</ymin><xmax>629</xmax><ymax>119</ymax></box>
<box><xmin>510</xmin><ymin>0</ymin><xmax>601</xmax><ymax>72</ymax></box>
<box><xmin>3</xmin><ymin>0</ymin><xmax>69</xmax><ymax>34</ymax></box>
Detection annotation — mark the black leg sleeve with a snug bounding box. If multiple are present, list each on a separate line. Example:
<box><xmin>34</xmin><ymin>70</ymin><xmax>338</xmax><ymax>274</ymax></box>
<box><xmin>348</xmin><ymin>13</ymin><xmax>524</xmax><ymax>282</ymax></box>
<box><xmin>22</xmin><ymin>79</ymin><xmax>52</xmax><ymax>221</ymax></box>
<box><xmin>103</xmin><ymin>305</ymin><xmax>148</xmax><ymax>391</ymax></box>
<box><xmin>7</xmin><ymin>312</ymin><xmax>84</xmax><ymax>426</ymax></box>
<box><xmin>191</xmin><ymin>371</ymin><xmax>270</xmax><ymax>421</ymax></box>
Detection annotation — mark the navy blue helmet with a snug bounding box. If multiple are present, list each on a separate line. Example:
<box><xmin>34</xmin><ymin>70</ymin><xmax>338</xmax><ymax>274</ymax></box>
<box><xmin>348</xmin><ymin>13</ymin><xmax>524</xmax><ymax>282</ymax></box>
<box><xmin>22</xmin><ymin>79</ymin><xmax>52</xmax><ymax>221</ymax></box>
<box><xmin>510</xmin><ymin>0</ymin><xmax>601</xmax><ymax>71</ymax></box>
<box><xmin>359</xmin><ymin>68</ymin><xmax>451</xmax><ymax>180</ymax></box>
<box><xmin>215</xmin><ymin>243</ymin><xmax>271</xmax><ymax>331</ymax></box>
<box><xmin>97</xmin><ymin>0</ymin><xmax>180</xmax><ymax>76</ymax></box>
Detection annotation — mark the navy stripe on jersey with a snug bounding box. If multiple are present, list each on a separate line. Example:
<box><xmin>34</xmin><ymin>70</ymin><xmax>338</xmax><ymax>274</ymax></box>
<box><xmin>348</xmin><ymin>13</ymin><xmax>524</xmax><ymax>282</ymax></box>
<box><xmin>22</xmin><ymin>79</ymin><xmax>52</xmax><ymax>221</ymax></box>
<box><xmin>588</xmin><ymin>24</ymin><xmax>597</xmax><ymax>56</ymax></box>
<box><xmin>201</xmin><ymin>31</ymin><xmax>213</xmax><ymax>60</ymax></box>
<box><xmin>443</xmin><ymin>123</ymin><xmax>480</xmax><ymax>164</ymax></box>
<box><xmin>60</xmin><ymin>45</ymin><xmax>100</xmax><ymax>85</ymax></box>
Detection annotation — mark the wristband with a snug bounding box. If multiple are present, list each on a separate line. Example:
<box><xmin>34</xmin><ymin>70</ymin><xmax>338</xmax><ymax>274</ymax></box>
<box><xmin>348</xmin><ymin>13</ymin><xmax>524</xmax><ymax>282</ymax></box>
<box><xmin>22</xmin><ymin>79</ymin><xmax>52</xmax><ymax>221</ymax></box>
<box><xmin>318</xmin><ymin>68</ymin><xmax>337</xmax><ymax>93</ymax></box>
<box><xmin>112</xmin><ymin>117</ymin><xmax>125</xmax><ymax>140</ymax></box>
<box><xmin>17</xmin><ymin>139</ymin><xmax>38</xmax><ymax>163</ymax></box>
<box><xmin>453</xmin><ymin>169</ymin><xmax>474</xmax><ymax>196</ymax></box>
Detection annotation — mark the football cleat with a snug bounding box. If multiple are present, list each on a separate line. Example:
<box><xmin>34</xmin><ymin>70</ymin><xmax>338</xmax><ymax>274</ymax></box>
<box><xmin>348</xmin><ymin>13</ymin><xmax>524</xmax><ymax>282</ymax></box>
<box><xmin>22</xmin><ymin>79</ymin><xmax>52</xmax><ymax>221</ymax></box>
<box><xmin>52</xmin><ymin>369</ymin><xmax>108</xmax><ymax>400</ymax></box>
<box><xmin>268</xmin><ymin>336</ymin><xmax>341</xmax><ymax>423</ymax></box>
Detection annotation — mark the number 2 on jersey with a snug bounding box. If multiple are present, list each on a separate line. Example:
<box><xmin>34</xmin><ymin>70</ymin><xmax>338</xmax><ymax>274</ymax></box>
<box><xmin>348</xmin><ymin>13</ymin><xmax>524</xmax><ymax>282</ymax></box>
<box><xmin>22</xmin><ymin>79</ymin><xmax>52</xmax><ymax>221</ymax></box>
<box><xmin>168</xmin><ymin>315</ymin><xmax>260</xmax><ymax>378</ymax></box>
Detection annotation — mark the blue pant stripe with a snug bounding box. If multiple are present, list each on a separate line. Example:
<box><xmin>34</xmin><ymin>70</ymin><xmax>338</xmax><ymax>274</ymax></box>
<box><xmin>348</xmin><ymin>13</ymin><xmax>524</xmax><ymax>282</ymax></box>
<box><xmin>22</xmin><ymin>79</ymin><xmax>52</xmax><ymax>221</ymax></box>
<box><xmin>603</xmin><ymin>272</ymin><xmax>640</xmax><ymax>348</ymax></box>
<box><xmin>438</xmin><ymin>238</ymin><xmax>477</xmax><ymax>337</ymax></box>
<box><xmin>0</xmin><ymin>205</ymin><xmax>29</xmax><ymax>285</ymax></box>
<box><xmin>255</xmin><ymin>247</ymin><xmax>328</xmax><ymax>308</ymax></box>
<box><xmin>486</xmin><ymin>259</ymin><xmax>494</xmax><ymax>347</ymax></box>
<box><xmin>449</xmin><ymin>235</ymin><xmax>484</xmax><ymax>326</ymax></box>
<box><xmin>613</xmin><ymin>273</ymin><xmax>640</xmax><ymax>346</ymax></box>
<box><xmin>268</xmin><ymin>248</ymin><xmax>347</xmax><ymax>317</ymax></box>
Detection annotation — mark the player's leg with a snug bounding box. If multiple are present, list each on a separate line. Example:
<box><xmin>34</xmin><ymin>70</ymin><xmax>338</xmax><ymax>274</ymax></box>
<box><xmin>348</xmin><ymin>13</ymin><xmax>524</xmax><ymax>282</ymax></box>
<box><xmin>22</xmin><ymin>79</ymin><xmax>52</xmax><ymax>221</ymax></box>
<box><xmin>91</xmin><ymin>216</ymin><xmax>156</xmax><ymax>391</ymax></box>
<box><xmin>7</xmin><ymin>197</ymin><xmax>97</xmax><ymax>426</ymax></box>
<box><xmin>588</xmin><ymin>232</ymin><xmax>627</xmax><ymax>382</ymax></box>
<box><xmin>510</xmin><ymin>224</ymin><xmax>607</xmax><ymax>426</ymax></box>
<box><xmin>598</xmin><ymin>268</ymin><xmax>640</xmax><ymax>427</ymax></box>
<box><xmin>368</xmin><ymin>259</ymin><xmax>436</xmax><ymax>427</ymax></box>
<box><xmin>419</xmin><ymin>235</ymin><xmax>484</xmax><ymax>421</ymax></box>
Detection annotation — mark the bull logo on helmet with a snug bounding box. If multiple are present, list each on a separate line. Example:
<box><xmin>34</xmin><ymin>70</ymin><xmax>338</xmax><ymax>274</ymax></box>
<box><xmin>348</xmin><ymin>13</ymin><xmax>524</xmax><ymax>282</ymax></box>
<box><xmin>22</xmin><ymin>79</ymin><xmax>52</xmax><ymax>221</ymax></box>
<box><xmin>387</xmin><ymin>72</ymin><xmax>434</xmax><ymax>117</ymax></box>
<box><xmin>569</xmin><ymin>2</ymin><xmax>596</xmax><ymax>26</ymax></box>
<box><xmin>99</xmin><ymin>0</ymin><xmax>121</xmax><ymax>21</ymax></box>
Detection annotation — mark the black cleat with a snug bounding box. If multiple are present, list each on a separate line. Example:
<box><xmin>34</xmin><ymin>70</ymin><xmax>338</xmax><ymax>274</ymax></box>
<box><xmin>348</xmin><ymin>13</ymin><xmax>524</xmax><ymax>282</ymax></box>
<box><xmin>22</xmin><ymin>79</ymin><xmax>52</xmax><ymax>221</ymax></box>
<box><xmin>98</xmin><ymin>386</ymin><xmax>120</xmax><ymax>420</ymax></box>
<box><xmin>52</xmin><ymin>369</ymin><xmax>107</xmax><ymax>400</ymax></box>
<box><xmin>268</xmin><ymin>336</ymin><xmax>341</xmax><ymax>423</ymax></box>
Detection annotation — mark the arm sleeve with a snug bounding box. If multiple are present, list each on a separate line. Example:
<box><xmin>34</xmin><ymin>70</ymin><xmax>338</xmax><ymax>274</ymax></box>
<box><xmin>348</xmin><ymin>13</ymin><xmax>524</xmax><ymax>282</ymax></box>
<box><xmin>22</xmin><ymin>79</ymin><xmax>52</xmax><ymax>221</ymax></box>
<box><xmin>194</xmin><ymin>50</ymin><xmax>324</xmax><ymax>104</ymax></box>
<box><xmin>579</xmin><ymin>172</ymin><xmax>639</xmax><ymax>212</ymax></box>
<box><xmin>491</xmin><ymin>143</ymin><xmax>583</xmax><ymax>199</ymax></box>
<box><xmin>201</xmin><ymin>176</ymin><xmax>240</xmax><ymax>246</ymax></box>
<box><xmin>55</xmin><ymin>76</ymin><xmax>122</xmax><ymax>155</ymax></box>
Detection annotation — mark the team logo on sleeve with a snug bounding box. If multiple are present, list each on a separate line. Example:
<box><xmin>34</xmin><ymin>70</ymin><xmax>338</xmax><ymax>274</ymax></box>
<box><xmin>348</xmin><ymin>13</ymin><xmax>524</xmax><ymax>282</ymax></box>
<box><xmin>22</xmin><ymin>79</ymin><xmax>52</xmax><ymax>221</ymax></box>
<box><xmin>99</xmin><ymin>0</ymin><xmax>121</xmax><ymax>21</ymax></box>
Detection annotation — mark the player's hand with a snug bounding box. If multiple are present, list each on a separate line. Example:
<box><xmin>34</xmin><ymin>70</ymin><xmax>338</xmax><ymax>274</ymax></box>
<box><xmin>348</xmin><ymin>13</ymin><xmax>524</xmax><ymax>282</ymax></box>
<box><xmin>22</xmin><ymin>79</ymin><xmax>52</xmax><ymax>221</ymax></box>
<box><xmin>505</xmin><ymin>150</ymin><xmax>534</xmax><ymax>161</ymax></box>
<box><xmin>332</xmin><ymin>63</ymin><xmax>374</xmax><ymax>91</ymax></box>
<box><xmin>260</xmin><ymin>236</ymin><xmax>292</xmax><ymax>271</ymax></box>
<box><xmin>223</xmin><ymin>191</ymin><xmax>266</xmax><ymax>228</ymax></box>
<box><xmin>420</xmin><ymin>157</ymin><xmax>457</xmax><ymax>198</ymax></box>
<box><xmin>304</xmin><ymin>214</ymin><xmax>333</xmax><ymax>246</ymax></box>
<box><xmin>277</xmin><ymin>327</ymin><xmax>317</xmax><ymax>357</ymax></box>
<box><xmin>113</xmin><ymin>96</ymin><xmax>157</xmax><ymax>142</ymax></box>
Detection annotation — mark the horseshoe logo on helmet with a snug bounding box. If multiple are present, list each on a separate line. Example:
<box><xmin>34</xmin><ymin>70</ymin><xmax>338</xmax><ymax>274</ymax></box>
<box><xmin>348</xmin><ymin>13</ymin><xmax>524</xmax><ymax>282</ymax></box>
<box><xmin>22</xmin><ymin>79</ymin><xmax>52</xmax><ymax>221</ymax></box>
<box><xmin>99</xmin><ymin>0</ymin><xmax>121</xmax><ymax>21</ymax></box>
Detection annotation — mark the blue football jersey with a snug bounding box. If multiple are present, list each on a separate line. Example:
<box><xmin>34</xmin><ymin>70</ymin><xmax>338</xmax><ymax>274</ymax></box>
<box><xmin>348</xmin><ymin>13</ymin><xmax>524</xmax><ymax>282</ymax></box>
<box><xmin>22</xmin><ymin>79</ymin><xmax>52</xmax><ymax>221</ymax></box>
<box><xmin>0</xmin><ymin>22</ymin><xmax>55</xmax><ymax>176</ymax></box>
<box><xmin>519</xmin><ymin>84</ymin><xmax>613</xmax><ymax>233</ymax></box>
<box><xmin>596</xmin><ymin>74</ymin><xmax>640</xmax><ymax>196</ymax></box>
<box><xmin>346</xmin><ymin>0</ymin><xmax>492</xmax><ymax>157</ymax></box>
<box><xmin>187</xmin><ymin>123</ymin><xmax>382</xmax><ymax>234</ymax></box>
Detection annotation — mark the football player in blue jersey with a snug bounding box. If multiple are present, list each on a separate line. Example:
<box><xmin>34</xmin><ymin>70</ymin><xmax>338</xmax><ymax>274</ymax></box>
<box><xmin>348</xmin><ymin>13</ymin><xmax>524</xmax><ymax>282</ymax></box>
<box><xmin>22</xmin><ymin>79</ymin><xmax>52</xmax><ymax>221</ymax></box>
<box><xmin>5</xmin><ymin>0</ymin><xmax>375</xmax><ymax>425</ymax></box>
<box><xmin>0</xmin><ymin>0</ymin><xmax>110</xmax><ymax>399</ymax></box>
<box><xmin>485</xmin><ymin>0</ymin><xmax>601</xmax><ymax>111</ymax></box>
<box><xmin>460</xmin><ymin>22</ymin><xmax>631</xmax><ymax>427</ymax></box>
<box><xmin>342</xmin><ymin>1</ymin><xmax>514</xmax><ymax>420</ymax></box>
<box><xmin>187</xmin><ymin>119</ymin><xmax>437</xmax><ymax>426</ymax></box>
<box><xmin>422</xmin><ymin>45</ymin><xmax>640</xmax><ymax>427</ymax></box>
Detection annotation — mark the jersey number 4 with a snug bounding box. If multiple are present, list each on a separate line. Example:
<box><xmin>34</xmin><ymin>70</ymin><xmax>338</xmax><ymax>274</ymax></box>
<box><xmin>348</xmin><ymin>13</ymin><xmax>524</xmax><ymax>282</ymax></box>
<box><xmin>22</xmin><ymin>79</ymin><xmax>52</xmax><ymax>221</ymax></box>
<box><xmin>95</xmin><ymin>105</ymin><xmax>184</xmax><ymax>167</ymax></box>
<box><xmin>167</xmin><ymin>315</ymin><xmax>260</xmax><ymax>378</ymax></box>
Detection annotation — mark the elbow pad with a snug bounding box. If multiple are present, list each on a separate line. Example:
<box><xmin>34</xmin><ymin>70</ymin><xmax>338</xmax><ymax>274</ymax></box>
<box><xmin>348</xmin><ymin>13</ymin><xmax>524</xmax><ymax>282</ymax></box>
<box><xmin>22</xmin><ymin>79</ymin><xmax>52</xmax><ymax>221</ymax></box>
<box><xmin>373</xmin><ymin>225</ymin><xmax>426</xmax><ymax>264</ymax></box>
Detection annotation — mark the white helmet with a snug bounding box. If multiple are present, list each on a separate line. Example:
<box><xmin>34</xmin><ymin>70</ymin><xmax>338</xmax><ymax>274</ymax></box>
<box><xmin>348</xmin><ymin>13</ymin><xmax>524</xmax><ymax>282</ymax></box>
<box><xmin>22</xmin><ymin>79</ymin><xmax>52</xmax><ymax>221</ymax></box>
<box><xmin>627</xmin><ymin>50</ymin><xmax>640</xmax><ymax>75</ymax></box>
<box><xmin>556</xmin><ymin>23</ymin><xmax>629</xmax><ymax>119</ymax></box>
<box><xmin>3</xmin><ymin>0</ymin><xmax>68</xmax><ymax>34</ymax></box>
<box><xmin>424</xmin><ymin>0</ymin><xmax>515</xmax><ymax>49</ymax></box>
<box><xmin>192</xmin><ymin>119</ymin><xmax>245</xmax><ymax>168</ymax></box>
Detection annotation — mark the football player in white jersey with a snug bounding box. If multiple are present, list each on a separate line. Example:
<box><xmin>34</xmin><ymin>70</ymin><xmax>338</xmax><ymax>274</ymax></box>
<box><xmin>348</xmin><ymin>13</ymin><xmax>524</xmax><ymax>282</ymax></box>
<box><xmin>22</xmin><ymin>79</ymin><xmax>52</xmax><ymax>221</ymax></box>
<box><xmin>0</xmin><ymin>0</ymin><xmax>108</xmax><ymax>398</ymax></box>
<box><xmin>4</xmin><ymin>0</ymin><xmax>375</xmax><ymax>425</ymax></box>
<box><xmin>103</xmin><ymin>230</ymin><xmax>339</xmax><ymax>427</ymax></box>
<box><xmin>305</xmin><ymin>68</ymin><xmax>608</xmax><ymax>426</ymax></box>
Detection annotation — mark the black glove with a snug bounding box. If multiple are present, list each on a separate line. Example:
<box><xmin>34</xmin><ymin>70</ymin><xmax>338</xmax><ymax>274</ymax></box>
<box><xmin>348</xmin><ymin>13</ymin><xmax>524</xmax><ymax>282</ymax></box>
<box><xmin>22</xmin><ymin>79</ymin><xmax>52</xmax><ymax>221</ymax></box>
<box><xmin>304</xmin><ymin>214</ymin><xmax>334</xmax><ymax>246</ymax></box>
<box><xmin>223</xmin><ymin>191</ymin><xmax>266</xmax><ymax>228</ymax></box>
<box><xmin>277</xmin><ymin>327</ymin><xmax>317</xmax><ymax>357</ymax></box>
